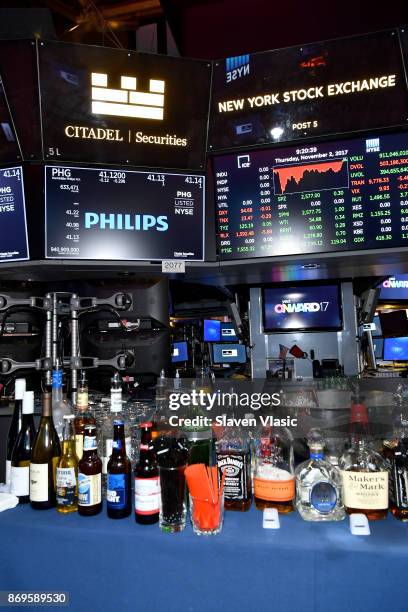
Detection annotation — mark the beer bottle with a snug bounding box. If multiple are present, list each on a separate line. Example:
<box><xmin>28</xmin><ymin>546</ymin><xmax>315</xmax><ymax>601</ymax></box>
<box><xmin>135</xmin><ymin>422</ymin><xmax>160</xmax><ymax>524</ymax></box>
<box><xmin>56</xmin><ymin>415</ymin><xmax>78</xmax><ymax>514</ymax></box>
<box><xmin>74</xmin><ymin>370</ymin><xmax>95</xmax><ymax>461</ymax></box>
<box><xmin>107</xmin><ymin>420</ymin><xmax>132</xmax><ymax>519</ymax></box>
<box><xmin>78</xmin><ymin>425</ymin><xmax>102</xmax><ymax>516</ymax></box>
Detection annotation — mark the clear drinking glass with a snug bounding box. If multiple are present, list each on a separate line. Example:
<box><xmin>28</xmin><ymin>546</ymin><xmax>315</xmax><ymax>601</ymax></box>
<box><xmin>189</xmin><ymin>492</ymin><xmax>224</xmax><ymax>535</ymax></box>
<box><xmin>159</xmin><ymin>465</ymin><xmax>187</xmax><ymax>533</ymax></box>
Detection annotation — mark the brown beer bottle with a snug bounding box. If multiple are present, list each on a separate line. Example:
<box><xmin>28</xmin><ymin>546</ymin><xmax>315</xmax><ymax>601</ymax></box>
<box><xmin>78</xmin><ymin>425</ymin><xmax>102</xmax><ymax>516</ymax></box>
<box><xmin>74</xmin><ymin>370</ymin><xmax>95</xmax><ymax>461</ymax></box>
<box><xmin>134</xmin><ymin>422</ymin><xmax>160</xmax><ymax>524</ymax></box>
<box><xmin>107</xmin><ymin>420</ymin><xmax>132</xmax><ymax>519</ymax></box>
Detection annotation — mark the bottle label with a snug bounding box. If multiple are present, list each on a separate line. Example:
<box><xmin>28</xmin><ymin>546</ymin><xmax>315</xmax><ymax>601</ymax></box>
<box><xmin>5</xmin><ymin>460</ymin><xmax>11</xmax><ymax>486</ymax></box>
<box><xmin>56</xmin><ymin>467</ymin><xmax>77</xmax><ymax>506</ymax></box>
<box><xmin>110</xmin><ymin>389</ymin><xmax>122</xmax><ymax>412</ymax></box>
<box><xmin>75</xmin><ymin>434</ymin><xmax>84</xmax><ymax>461</ymax></box>
<box><xmin>390</xmin><ymin>456</ymin><xmax>408</xmax><ymax>509</ymax></box>
<box><xmin>29</xmin><ymin>463</ymin><xmax>49</xmax><ymax>502</ymax></box>
<box><xmin>217</xmin><ymin>452</ymin><xmax>248</xmax><ymax>501</ymax></box>
<box><xmin>83</xmin><ymin>436</ymin><xmax>97</xmax><ymax>451</ymax></box>
<box><xmin>310</xmin><ymin>481</ymin><xmax>337</xmax><ymax>514</ymax></box>
<box><xmin>341</xmin><ymin>470</ymin><xmax>388</xmax><ymax>510</ymax></box>
<box><xmin>52</xmin><ymin>370</ymin><xmax>63</xmax><ymax>388</ymax></box>
<box><xmin>78</xmin><ymin>472</ymin><xmax>101</xmax><ymax>506</ymax></box>
<box><xmin>103</xmin><ymin>437</ymin><xmax>131</xmax><ymax>474</ymax></box>
<box><xmin>10</xmin><ymin>465</ymin><xmax>29</xmax><ymax>497</ymax></box>
<box><xmin>76</xmin><ymin>391</ymin><xmax>88</xmax><ymax>409</ymax></box>
<box><xmin>113</xmin><ymin>440</ymin><xmax>122</xmax><ymax>450</ymax></box>
<box><xmin>107</xmin><ymin>473</ymin><xmax>128</xmax><ymax>510</ymax></box>
<box><xmin>254</xmin><ymin>473</ymin><xmax>295</xmax><ymax>502</ymax></box>
<box><xmin>135</xmin><ymin>476</ymin><xmax>160</xmax><ymax>515</ymax></box>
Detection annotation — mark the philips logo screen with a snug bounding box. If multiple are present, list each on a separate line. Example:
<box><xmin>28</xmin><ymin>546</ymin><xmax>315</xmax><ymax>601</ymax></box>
<box><xmin>264</xmin><ymin>285</ymin><xmax>342</xmax><ymax>331</ymax></box>
<box><xmin>226</xmin><ymin>55</ymin><xmax>250</xmax><ymax>83</ymax></box>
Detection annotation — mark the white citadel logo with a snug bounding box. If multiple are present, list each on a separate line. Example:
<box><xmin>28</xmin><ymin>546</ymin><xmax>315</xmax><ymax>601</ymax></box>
<box><xmin>91</xmin><ymin>72</ymin><xmax>165</xmax><ymax>120</ymax></box>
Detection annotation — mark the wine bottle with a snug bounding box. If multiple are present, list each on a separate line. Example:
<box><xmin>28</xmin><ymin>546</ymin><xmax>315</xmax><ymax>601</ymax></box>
<box><xmin>10</xmin><ymin>391</ymin><xmax>36</xmax><ymax>503</ymax></box>
<box><xmin>30</xmin><ymin>392</ymin><xmax>61</xmax><ymax>509</ymax></box>
<box><xmin>6</xmin><ymin>378</ymin><xmax>26</xmax><ymax>486</ymax></box>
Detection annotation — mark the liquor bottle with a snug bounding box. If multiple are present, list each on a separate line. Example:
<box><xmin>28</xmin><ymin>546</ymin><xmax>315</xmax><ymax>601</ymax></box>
<box><xmin>101</xmin><ymin>373</ymin><xmax>131</xmax><ymax>490</ymax></box>
<box><xmin>52</xmin><ymin>361</ymin><xmax>72</xmax><ymax>441</ymax></box>
<box><xmin>254</xmin><ymin>427</ymin><xmax>295</xmax><ymax>514</ymax></box>
<box><xmin>107</xmin><ymin>420</ymin><xmax>132</xmax><ymax>519</ymax></box>
<box><xmin>6</xmin><ymin>378</ymin><xmax>26</xmax><ymax>486</ymax></box>
<box><xmin>74</xmin><ymin>371</ymin><xmax>95</xmax><ymax>461</ymax></box>
<box><xmin>134</xmin><ymin>422</ymin><xmax>160</xmax><ymax>524</ymax></box>
<box><xmin>30</xmin><ymin>392</ymin><xmax>61</xmax><ymax>509</ymax></box>
<box><xmin>152</xmin><ymin>369</ymin><xmax>167</xmax><ymax>440</ymax></box>
<box><xmin>295</xmin><ymin>429</ymin><xmax>345</xmax><ymax>521</ymax></box>
<box><xmin>339</xmin><ymin>401</ymin><xmax>389</xmax><ymax>520</ymax></box>
<box><xmin>384</xmin><ymin>384</ymin><xmax>408</xmax><ymax>520</ymax></box>
<box><xmin>10</xmin><ymin>391</ymin><xmax>36</xmax><ymax>503</ymax></box>
<box><xmin>78</xmin><ymin>424</ymin><xmax>102</xmax><ymax>516</ymax></box>
<box><xmin>56</xmin><ymin>415</ymin><xmax>78</xmax><ymax>514</ymax></box>
<box><xmin>216</xmin><ymin>420</ymin><xmax>251</xmax><ymax>511</ymax></box>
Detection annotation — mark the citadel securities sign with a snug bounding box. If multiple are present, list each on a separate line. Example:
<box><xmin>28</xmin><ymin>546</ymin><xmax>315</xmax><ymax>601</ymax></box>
<box><xmin>37</xmin><ymin>40</ymin><xmax>211</xmax><ymax>169</ymax></box>
<box><xmin>209</xmin><ymin>29</ymin><xmax>408</xmax><ymax>151</ymax></box>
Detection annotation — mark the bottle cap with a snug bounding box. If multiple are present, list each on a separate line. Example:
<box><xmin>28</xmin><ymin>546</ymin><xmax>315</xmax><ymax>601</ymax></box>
<box><xmin>351</xmin><ymin>403</ymin><xmax>368</xmax><ymax>424</ymax></box>
<box><xmin>15</xmin><ymin>378</ymin><xmax>26</xmax><ymax>400</ymax></box>
<box><xmin>113</xmin><ymin>419</ymin><xmax>124</xmax><ymax>426</ymax></box>
<box><xmin>22</xmin><ymin>391</ymin><xmax>34</xmax><ymax>414</ymax></box>
<box><xmin>140</xmin><ymin>421</ymin><xmax>153</xmax><ymax>428</ymax></box>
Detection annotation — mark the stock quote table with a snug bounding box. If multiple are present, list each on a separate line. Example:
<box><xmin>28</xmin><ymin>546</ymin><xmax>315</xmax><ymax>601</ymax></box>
<box><xmin>1</xmin><ymin>503</ymin><xmax>407</xmax><ymax>611</ymax></box>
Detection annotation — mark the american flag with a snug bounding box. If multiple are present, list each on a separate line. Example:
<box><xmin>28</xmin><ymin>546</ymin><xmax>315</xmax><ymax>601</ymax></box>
<box><xmin>279</xmin><ymin>344</ymin><xmax>289</xmax><ymax>360</ymax></box>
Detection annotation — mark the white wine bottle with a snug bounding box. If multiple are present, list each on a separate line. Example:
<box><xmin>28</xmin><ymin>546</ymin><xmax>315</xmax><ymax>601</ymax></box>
<box><xmin>6</xmin><ymin>378</ymin><xmax>26</xmax><ymax>486</ymax></box>
<box><xmin>30</xmin><ymin>392</ymin><xmax>61</xmax><ymax>509</ymax></box>
<box><xmin>10</xmin><ymin>391</ymin><xmax>36</xmax><ymax>503</ymax></box>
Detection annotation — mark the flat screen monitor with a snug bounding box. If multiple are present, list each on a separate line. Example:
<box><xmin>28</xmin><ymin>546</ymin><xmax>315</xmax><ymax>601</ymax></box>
<box><xmin>212</xmin><ymin>343</ymin><xmax>247</xmax><ymax>364</ymax></box>
<box><xmin>263</xmin><ymin>285</ymin><xmax>342</xmax><ymax>332</ymax></box>
<box><xmin>383</xmin><ymin>337</ymin><xmax>408</xmax><ymax>361</ymax></box>
<box><xmin>172</xmin><ymin>341</ymin><xmax>188</xmax><ymax>363</ymax></box>
<box><xmin>214</xmin><ymin>132</ymin><xmax>408</xmax><ymax>261</ymax></box>
<box><xmin>373</xmin><ymin>337</ymin><xmax>384</xmax><ymax>360</ymax></box>
<box><xmin>220</xmin><ymin>323</ymin><xmax>237</xmax><ymax>341</ymax></box>
<box><xmin>0</xmin><ymin>166</ymin><xmax>29</xmax><ymax>262</ymax></box>
<box><xmin>45</xmin><ymin>165</ymin><xmax>205</xmax><ymax>261</ymax></box>
<box><xmin>204</xmin><ymin>319</ymin><xmax>221</xmax><ymax>342</ymax></box>
<box><xmin>379</xmin><ymin>311</ymin><xmax>408</xmax><ymax>338</ymax></box>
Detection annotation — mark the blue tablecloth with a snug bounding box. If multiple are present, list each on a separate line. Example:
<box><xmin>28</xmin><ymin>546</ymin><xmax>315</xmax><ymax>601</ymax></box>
<box><xmin>1</xmin><ymin>503</ymin><xmax>407</xmax><ymax>612</ymax></box>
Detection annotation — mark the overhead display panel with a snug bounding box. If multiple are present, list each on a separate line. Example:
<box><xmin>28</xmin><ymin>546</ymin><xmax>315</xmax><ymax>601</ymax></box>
<box><xmin>0</xmin><ymin>166</ymin><xmax>29</xmax><ymax>262</ymax></box>
<box><xmin>214</xmin><ymin>131</ymin><xmax>408</xmax><ymax>260</ymax></box>
<box><xmin>209</xmin><ymin>30</ymin><xmax>408</xmax><ymax>151</ymax></box>
<box><xmin>38</xmin><ymin>40</ymin><xmax>211</xmax><ymax>170</ymax></box>
<box><xmin>45</xmin><ymin>165</ymin><xmax>205</xmax><ymax>261</ymax></box>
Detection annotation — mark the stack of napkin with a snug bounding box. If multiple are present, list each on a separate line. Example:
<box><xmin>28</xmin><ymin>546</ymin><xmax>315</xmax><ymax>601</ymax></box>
<box><xmin>0</xmin><ymin>484</ymin><xmax>19</xmax><ymax>511</ymax></box>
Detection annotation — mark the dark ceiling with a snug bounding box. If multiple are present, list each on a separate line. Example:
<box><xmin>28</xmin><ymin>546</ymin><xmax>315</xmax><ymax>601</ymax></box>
<box><xmin>4</xmin><ymin>0</ymin><xmax>408</xmax><ymax>58</ymax></box>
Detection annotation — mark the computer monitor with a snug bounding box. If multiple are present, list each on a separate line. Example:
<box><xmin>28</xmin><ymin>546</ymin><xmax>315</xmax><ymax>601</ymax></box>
<box><xmin>373</xmin><ymin>338</ymin><xmax>384</xmax><ymax>360</ymax></box>
<box><xmin>220</xmin><ymin>323</ymin><xmax>237</xmax><ymax>341</ymax></box>
<box><xmin>379</xmin><ymin>311</ymin><xmax>408</xmax><ymax>338</ymax></box>
<box><xmin>383</xmin><ymin>337</ymin><xmax>408</xmax><ymax>361</ymax></box>
<box><xmin>212</xmin><ymin>343</ymin><xmax>247</xmax><ymax>364</ymax></box>
<box><xmin>204</xmin><ymin>319</ymin><xmax>221</xmax><ymax>342</ymax></box>
<box><xmin>172</xmin><ymin>341</ymin><xmax>188</xmax><ymax>363</ymax></box>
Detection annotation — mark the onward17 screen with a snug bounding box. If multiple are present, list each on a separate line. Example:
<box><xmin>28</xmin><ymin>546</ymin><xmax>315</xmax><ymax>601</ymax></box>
<box><xmin>263</xmin><ymin>285</ymin><xmax>342</xmax><ymax>332</ymax></box>
<box><xmin>45</xmin><ymin>166</ymin><xmax>205</xmax><ymax>260</ymax></box>
<box><xmin>214</xmin><ymin>131</ymin><xmax>408</xmax><ymax>260</ymax></box>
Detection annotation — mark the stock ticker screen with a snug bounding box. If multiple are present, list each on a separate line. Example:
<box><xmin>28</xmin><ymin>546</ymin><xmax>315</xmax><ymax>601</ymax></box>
<box><xmin>0</xmin><ymin>167</ymin><xmax>29</xmax><ymax>262</ymax></box>
<box><xmin>214</xmin><ymin>131</ymin><xmax>408</xmax><ymax>260</ymax></box>
<box><xmin>45</xmin><ymin>166</ymin><xmax>205</xmax><ymax>261</ymax></box>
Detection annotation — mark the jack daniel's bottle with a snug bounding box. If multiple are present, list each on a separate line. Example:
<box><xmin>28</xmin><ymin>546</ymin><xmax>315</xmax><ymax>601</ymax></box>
<box><xmin>216</xmin><ymin>418</ymin><xmax>251</xmax><ymax>511</ymax></box>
